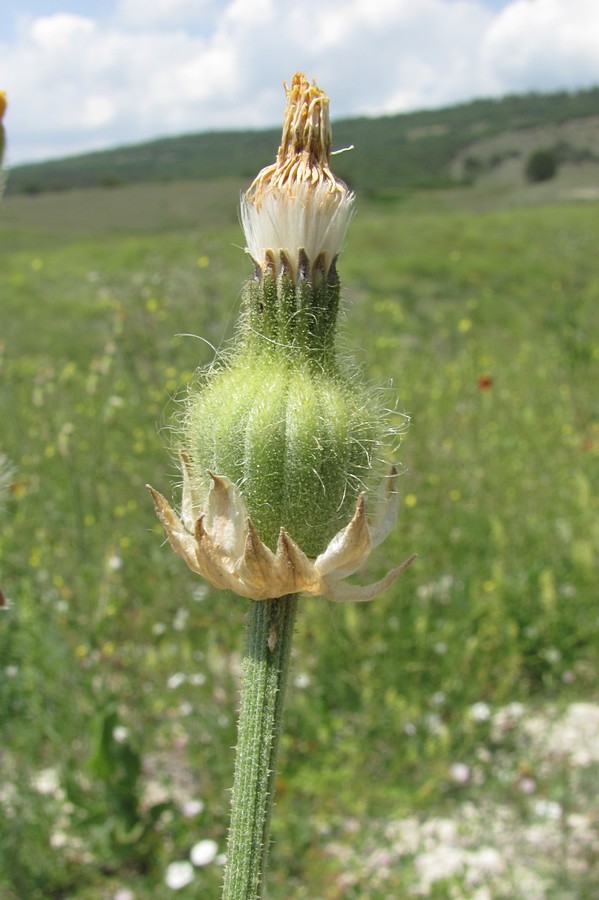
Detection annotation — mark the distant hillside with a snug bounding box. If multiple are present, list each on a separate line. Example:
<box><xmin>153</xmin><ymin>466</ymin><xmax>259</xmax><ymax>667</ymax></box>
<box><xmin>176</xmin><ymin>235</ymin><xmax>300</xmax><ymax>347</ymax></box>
<box><xmin>6</xmin><ymin>86</ymin><xmax>599</xmax><ymax>196</ymax></box>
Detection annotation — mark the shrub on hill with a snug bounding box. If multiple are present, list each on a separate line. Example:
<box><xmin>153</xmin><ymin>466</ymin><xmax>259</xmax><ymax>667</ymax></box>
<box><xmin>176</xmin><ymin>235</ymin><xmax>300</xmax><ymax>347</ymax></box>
<box><xmin>526</xmin><ymin>148</ymin><xmax>558</xmax><ymax>183</ymax></box>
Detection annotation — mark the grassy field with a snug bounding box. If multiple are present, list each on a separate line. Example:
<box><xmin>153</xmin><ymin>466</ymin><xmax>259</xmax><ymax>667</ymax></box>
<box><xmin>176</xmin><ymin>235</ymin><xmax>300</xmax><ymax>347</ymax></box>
<box><xmin>1</xmin><ymin>168</ymin><xmax>598</xmax><ymax>899</ymax></box>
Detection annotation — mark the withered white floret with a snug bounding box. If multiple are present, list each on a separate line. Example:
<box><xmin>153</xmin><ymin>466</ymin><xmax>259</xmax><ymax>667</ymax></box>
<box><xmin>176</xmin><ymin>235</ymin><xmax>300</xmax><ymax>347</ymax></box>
<box><xmin>240</xmin><ymin>72</ymin><xmax>354</xmax><ymax>277</ymax></box>
<box><xmin>148</xmin><ymin>454</ymin><xmax>415</xmax><ymax>603</ymax></box>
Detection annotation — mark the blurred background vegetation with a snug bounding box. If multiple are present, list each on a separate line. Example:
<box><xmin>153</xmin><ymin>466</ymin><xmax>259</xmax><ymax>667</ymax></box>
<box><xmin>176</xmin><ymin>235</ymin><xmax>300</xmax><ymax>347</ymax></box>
<box><xmin>0</xmin><ymin>86</ymin><xmax>598</xmax><ymax>898</ymax></box>
<box><xmin>6</xmin><ymin>85</ymin><xmax>599</xmax><ymax>197</ymax></box>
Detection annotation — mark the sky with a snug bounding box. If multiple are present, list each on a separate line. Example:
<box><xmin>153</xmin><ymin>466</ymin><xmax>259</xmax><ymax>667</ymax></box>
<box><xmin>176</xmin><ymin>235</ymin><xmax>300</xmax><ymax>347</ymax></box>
<box><xmin>1</xmin><ymin>0</ymin><xmax>599</xmax><ymax>166</ymax></box>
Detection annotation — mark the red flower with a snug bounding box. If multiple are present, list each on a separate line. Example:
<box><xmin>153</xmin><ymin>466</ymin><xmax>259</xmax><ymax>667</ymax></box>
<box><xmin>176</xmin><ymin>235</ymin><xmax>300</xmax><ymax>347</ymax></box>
<box><xmin>478</xmin><ymin>375</ymin><xmax>493</xmax><ymax>391</ymax></box>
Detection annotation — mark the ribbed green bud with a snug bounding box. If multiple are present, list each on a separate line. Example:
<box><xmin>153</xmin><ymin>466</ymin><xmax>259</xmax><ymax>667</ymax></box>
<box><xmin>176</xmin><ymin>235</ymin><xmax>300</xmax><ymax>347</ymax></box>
<box><xmin>184</xmin><ymin>256</ymin><xmax>387</xmax><ymax>557</ymax></box>
<box><xmin>177</xmin><ymin>75</ymin><xmax>404</xmax><ymax>558</ymax></box>
<box><xmin>181</xmin><ymin>73</ymin><xmax>393</xmax><ymax>560</ymax></box>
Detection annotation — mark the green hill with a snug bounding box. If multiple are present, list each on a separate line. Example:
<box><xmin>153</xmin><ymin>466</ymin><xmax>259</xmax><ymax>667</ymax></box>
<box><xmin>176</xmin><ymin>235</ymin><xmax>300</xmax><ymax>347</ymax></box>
<box><xmin>6</xmin><ymin>85</ymin><xmax>599</xmax><ymax>196</ymax></box>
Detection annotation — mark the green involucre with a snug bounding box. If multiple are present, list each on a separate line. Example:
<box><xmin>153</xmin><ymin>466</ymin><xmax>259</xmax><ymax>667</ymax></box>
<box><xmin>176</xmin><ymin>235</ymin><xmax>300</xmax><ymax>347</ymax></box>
<box><xmin>183</xmin><ymin>353</ymin><xmax>387</xmax><ymax>557</ymax></box>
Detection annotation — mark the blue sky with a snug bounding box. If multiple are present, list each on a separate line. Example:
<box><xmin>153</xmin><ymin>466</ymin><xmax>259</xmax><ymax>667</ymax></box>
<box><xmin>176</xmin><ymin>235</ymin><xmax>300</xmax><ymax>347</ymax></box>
<box><xmin>1</xmin><ymin>0</ymin><xmax>598</xmax><ymax>165</ymax></box>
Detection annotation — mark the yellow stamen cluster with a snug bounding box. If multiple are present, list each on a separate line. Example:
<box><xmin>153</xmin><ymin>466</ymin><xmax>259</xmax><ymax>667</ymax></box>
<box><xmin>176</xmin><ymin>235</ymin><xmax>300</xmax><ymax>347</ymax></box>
<box><xmin>241</xmin><ymin>73</ymin><xmax>353</xmax><ymax>277</ymax></box>
<box><xmin>246</xmin><ymin>73</ymin><xmax>345</xmax><ymax>207</ymax></box>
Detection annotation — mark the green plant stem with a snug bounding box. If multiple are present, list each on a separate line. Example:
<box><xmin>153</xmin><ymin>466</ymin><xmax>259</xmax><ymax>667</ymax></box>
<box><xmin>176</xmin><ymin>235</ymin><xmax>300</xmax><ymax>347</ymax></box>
<box><xmin>222</xmin><ymin>594</ymin><xmax>299</xmax><ymax>900</ymax></box>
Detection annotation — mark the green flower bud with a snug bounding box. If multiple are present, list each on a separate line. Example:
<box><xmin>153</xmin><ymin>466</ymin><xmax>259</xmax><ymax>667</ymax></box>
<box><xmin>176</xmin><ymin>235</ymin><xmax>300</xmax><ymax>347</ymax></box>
<box><xmin>149</xmin><ymin>73</ymin><xmax>414</xmax><ymax>602</ymax></box>
<box><xmin>183</xmin><ymin>75</ymin><xmax>391</xmax><ymax>557</ymax></box>
<box><xmin>184</xmin><ymin>346</ymin><xmax>385</xmax><ymax>557</ymax></box>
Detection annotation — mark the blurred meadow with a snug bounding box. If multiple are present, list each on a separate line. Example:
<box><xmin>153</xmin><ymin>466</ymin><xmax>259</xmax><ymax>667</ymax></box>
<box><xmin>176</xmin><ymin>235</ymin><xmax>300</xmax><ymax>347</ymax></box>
<box><xmin>1</xmin><ymin>157</ymin><xmax>598</xmax><ymax>898</ymax></box>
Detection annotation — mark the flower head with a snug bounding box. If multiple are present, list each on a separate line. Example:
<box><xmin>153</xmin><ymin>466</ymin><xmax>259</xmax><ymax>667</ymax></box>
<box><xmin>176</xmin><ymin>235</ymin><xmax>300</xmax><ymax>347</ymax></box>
<box><xmin>240</xmin><ymin>73</ymin><xmax>353</xmax><ymax>278</ymax></box>
<box><xmin>148</xmin><ymin>72</ymin><xmax>414</xmax><ymax>602</ymax></box>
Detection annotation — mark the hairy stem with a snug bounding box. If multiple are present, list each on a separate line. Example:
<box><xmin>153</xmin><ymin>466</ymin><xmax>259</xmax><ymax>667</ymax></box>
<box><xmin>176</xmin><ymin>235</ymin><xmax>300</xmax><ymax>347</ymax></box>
<box><xmin>222</xmin><ymin>594</ymin><xmax>299</xmax><ymax>899</ymax></box>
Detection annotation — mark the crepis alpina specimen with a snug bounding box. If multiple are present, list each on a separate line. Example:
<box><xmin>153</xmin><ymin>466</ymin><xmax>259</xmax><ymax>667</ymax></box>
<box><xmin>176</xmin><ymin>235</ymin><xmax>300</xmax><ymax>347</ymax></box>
<box><xmin>148</xmin><ymin>73</ymin><xmax>414</xmax><ymax>600</ymax></box>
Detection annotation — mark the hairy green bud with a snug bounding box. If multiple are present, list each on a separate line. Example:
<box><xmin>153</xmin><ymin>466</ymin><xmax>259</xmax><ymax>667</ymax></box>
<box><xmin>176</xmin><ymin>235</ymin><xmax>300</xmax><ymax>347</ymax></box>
<box><xmin>184</xmin><ymin>349</ymin><xmax>384</xmax><ymax>558</ymax></box>
<box><xmin>150</xmin><ymin>73</ymin><xmax>413</xmax><ymax>602</ymax></box>
<box><xmin>182</xmin><ymin>74</ymin><xmax>390</xmax><ymax>558</ymax></box>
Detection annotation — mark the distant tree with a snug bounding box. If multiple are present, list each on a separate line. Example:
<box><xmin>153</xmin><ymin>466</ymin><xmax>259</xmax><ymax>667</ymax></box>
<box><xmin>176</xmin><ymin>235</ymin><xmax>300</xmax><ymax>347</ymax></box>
<box><xmin>526</xmin><ymin>149</ymin><xmax>558</xmax><ymax>183</ymax></box>
<box><xmin>463</xmin><ymin>155</ymin><xmax>484</xmax><ymax>183</ymax></box>
<box><xmin>100</xmin><ymin>173</ymin><xmax>126</xmax><ymax>188</ymax></box>
<box><xmin>21</xmin><ymin>181</ymin><xmax>43</xmax><ymax>195</ymax></box>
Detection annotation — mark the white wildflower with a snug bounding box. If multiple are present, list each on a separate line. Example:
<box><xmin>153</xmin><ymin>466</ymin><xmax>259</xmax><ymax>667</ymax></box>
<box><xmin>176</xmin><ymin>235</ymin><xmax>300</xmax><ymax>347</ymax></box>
<box><xmin>533</xmin><ymin>799</ymin><xmax>562</xmax><ymax>821</ymax></box>
<box><xmin>524</xmin><ymin>702</ymin><xmax>599</xmax><ymax>767</ymax></box>
<box><xmin>49</xmin><ymin>830</ymin><xmax>68</xmax><ymax>849</ymax></box>
<box><xmin>180</xmin><ymin>798</ymin><xmax>205</xmax><ymax>818</ymax></box>
<box><xmin>293</xmin><ymin>672</ymin><xmax>311</xmax><ymax>689</ymax></box>
<box><xmin>164</xmin><ymin>861</ymin><xmax>194</xmax><ymax>890</ymax></box>
<box><xmin>415</xmin><ymin>845</ymin><xmax>466</xmax><ymax>890</ymax></box>
<box><xmin>112</xmin><ymin>725</ymin><xmax>129</xmax><ymax>744</ymax></box>
<box><xmin>173</xmin><ymin>607</ymin><xmax>189</xmax><ymax>631</ymax></box>
<box><xmin>113</xmin><ymin>890</ymin><xmax>135</xmax><ymax>900</ymax></box>
<box><xmin>470</xmin><ymin>701</ymin><xmax>491</xmax><ymax>723</ymax></box>
<box><xmin>31</xmin><ymin>767</ymin><xmax>61</xmax><ymax>797</ymax></box>
<box><xmin>449</xmin><ymin>762</ymin><xmax>471</xmax><ymax>785</ymax></box>
<box><xmin>190</xmin><ymin>839</ymin><xmax>218</xmax><ymax>867</ymax></box>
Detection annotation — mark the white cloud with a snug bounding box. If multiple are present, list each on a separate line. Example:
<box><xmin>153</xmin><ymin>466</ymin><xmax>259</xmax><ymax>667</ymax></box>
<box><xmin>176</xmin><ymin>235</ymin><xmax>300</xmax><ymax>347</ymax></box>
<box><xmin>30</xmin><ymin>12</ymin><xmax>95</xmax><ymax>49</ymax></box>
<box><xmin>116</xmin><ymin>0</ymin><xmax>221</xmax><ymax>27</ymax></box>
<box><xmin>1</xmin><ymin>0</ymin><xmax>598</xmax><ymax>165</ymax></box>
<box><xmin>82</xmin><ymin>95</ymin><xmax>115</xmax><ymax>129</ymax></box>
<box><xmin>482</xmin><ymin>0</ymin><xmax>599</xmax><ymax>93</ymax></box>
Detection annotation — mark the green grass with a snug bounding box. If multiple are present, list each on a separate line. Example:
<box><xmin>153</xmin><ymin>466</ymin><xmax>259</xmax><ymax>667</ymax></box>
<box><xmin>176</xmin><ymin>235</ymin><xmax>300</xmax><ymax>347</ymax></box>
<box><xmin>0</xmin><ymin>174</ymin><xmax>598</xmax><ymax>898</ymax></box>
